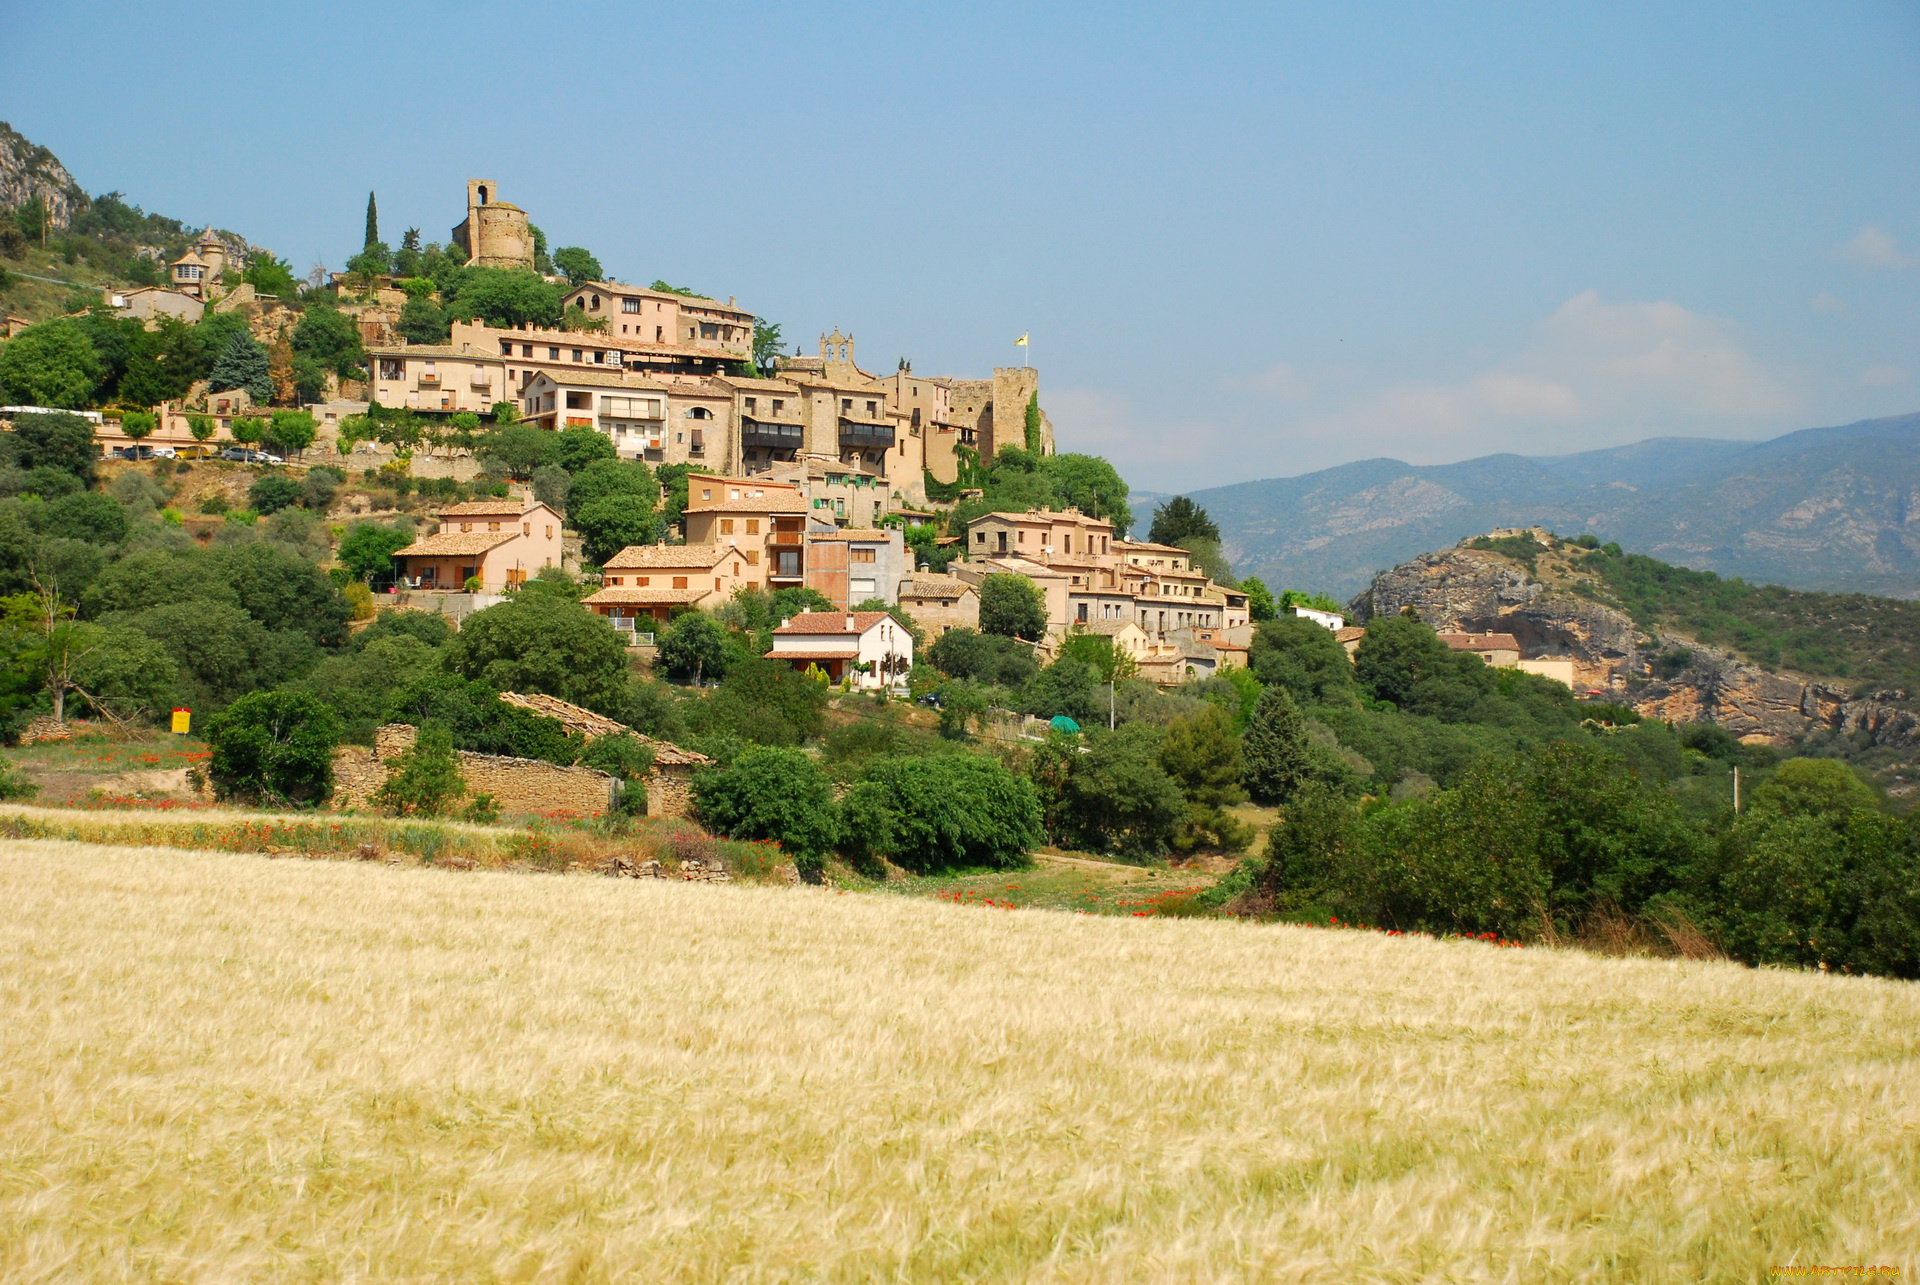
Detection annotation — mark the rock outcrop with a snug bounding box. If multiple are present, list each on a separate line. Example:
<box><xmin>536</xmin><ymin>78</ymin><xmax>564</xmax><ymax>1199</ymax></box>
<box><xmin>0</xmin><ymin>121</ymin><xmax>85</xmax><ymax>229</ymax></box>
<box><xmin>1351</xmin><ymin>542</ymin><xmax>1920</xmax><ymax>748</ymax></box>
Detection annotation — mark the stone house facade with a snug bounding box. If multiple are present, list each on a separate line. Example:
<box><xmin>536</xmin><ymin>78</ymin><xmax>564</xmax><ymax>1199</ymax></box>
<box><xmin>392</xmin><ymin>498</ymin><xmax>563</xmax><ymax>591</ymax></box>
<box><xmin>582</xmin><ymin>543</ymin><xmax>752</xmax><ymax>627</ymax></box>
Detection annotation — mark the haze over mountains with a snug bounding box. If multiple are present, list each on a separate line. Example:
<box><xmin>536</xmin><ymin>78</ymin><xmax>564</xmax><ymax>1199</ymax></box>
<box><xmin>1148</xmin><ymin>412</ymin><xmax>1920</xmax><ymax>600</ymax></box>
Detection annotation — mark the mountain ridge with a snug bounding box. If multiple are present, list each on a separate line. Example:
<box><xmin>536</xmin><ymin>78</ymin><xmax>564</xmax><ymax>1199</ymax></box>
<box><xmin>1159</xmin><ymin>412</ymin><xmax>1920</xmax><ymax>599</ymax></box>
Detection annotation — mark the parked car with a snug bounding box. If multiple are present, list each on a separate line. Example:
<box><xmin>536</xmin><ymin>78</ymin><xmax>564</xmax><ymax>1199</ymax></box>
<box><xmin>218</xmin><ymin>447</ymin><xmax>284</xmax><ymax>464</ymax></box>
<box><xmin>111</xmin><ymin>444</ymin><xmax>171</xmax><ymax>460</ymax></box>
<box><xmin>172</xmin><ymin>444</ymin><xmax>214</xmax><ymax>460</ymax></box>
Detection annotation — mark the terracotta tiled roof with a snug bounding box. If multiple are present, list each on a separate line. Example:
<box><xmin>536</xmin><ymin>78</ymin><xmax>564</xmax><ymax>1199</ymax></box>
<box><xmin>1115</xmin><ymin>539</ymin><xmax>1189</xmax><ymax>554</ymax></box>
<box><xmin>685</xmin><ymin>488</ymin><xmax>809</xmax><ymax>514</ymax></box>
<box><xmin>583</xmin><ymin>586</ymin><xmax>716</xmax><ymax>606</ymax></box>
<box><xmin>774</xmin><ymin>611</ymin><xmax>894</xmax><ymax>636</ymax></box>
<box><xmin>806</xmin><ymin>529</ymin><xmax>891</xmax><ymax>542</ymax></box>
<box><xmin>714</xmin><ymin>375</ymin><xmax>802</xmax><ymax>393</ymax></box>
<box><xmin>524</xmin><ymin>366</ymin><xmax>673</xmax><ymax>390</ymax></box>
<box><xmin>765</xmin><ymin>649</ymin><xmax>860</xmax><ymax>661</ymax></box>
<box><xmin>366</xmin><ymin>343</ymin><xmax>497</xmax><ymax>359</ymax></box>
<box><xmin>1334</xmin><ymin>626</ymin><xmax>1366</xmax><ymax>643</ymax></box>
<box><xmin>1440</xmin><ymin>632</ymin><xmax>1520</xmax><ymax>652</ymax></box>
<box><xmin>602</xmin><ymin>544</ymin><xmax>740</xmax><ymax>569</ymax></box>
<box><xmin>498</xmin><ymin>692</ymin><xmax>629</xmax><ymax>739</ymax></box>
<box><xmin>973</xmin><ymin>509</ymin><xmax>1113</xmax><ymax>528</ymax></box>
<box><xmin>393</xmin><ymin>532</ymin><xmax>517</xmax><ymax>557</ymax></box>
<box><xmin>436</xmin><ymin>499</ymin><xmax>539</xmax><ymax>518</ymax></box>
<box><xmin>900</xmin><ymin>575</ymin><xmax>972</xmax><ymax>599</ymax></box>
<box><xmin>1069</xmin><ymin>619</ymin><xmax>1142</xmax><ymax>636</ymax></box>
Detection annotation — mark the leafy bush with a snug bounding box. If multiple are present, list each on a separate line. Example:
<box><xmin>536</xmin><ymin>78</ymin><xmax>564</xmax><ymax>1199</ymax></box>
<box><xmin>1055</xmin><ymin>723</ymin><xmax>1187</xmax><ymax>860</ymax></box>
<box><xmin>373</xmin><ymin>722</ymin><xmax>466</xmax><ymax>816</ymax></box>
<box><xmin>205</xmin><ymin>690</ymin><xmax>341</xmax><ymax>806</ymax></box>
<box><xmin>248</xmin><ymin>474</ymin><xmax>301</xmax><ymax>515</ymax></box>
<box><xmin>841</xmin><ymin>754</ymin><xmax>1042</xmax><ymax>874</ymax></box>
<box><xmin>693</xmin><ymin>747</ymin><xmax>840</xmax><ymax>879</ymax></box>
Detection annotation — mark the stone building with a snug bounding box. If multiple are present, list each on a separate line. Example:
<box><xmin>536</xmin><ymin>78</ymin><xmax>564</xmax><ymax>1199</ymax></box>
<box><xmin>367</xmin><ymin>341</ymin><xmax>508</xmax><ymax>414</ymax></box>
<box><xmin>681</xmin><ymin>474</ymin><xmax>810</xmax><ymax>589</ymax></box>
<box><xmin>804</xmin><ymin>527</ymin><xmax>906</xmax><ymax>609</ymax></box>
<box><xmin>558</xmin><ymin>281</ymin><xmax>754</xmax><ymax>361</ymax></box>
<box><xmin>391</xmin><ymin>498</ymin><xmax>563</xmax><ymax>591</ymax></box>
<box><xmin>582</xmin><ymin>543</ymin><xmax>753</xmax><ymax>628</ymax></box>
<box><xmin>451</xmin><ymin>179</ymin><xmax>533</xmax><ymax>270</ymax></box>
<box><xmin>168</xmin><ymin>229</ymin><xmax>230</xmax><ymax>301</ymax></box>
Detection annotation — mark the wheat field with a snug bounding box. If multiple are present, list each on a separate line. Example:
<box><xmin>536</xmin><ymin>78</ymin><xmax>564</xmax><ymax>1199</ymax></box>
<box><xmin>2</xmin><ymin>839</ymin><xmax>1916</xmax><ymax>1282</ymax></box>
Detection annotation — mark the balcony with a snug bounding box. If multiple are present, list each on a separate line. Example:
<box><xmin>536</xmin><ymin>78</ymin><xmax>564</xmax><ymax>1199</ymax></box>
<box><xmin>741</xmin><ymin>418</ymin><xmax>803</xmax><ymax>450</ymax></box>
<box><xmin>470</xmin><ymin>372</ymin><xmax>493</xmax><ymax>389</ymax></box>
<box><xmin>838</xmin><ymin>418</ymin><xmax>894</xmax><ymax>450</ymax></box>
<box><xmin>418</xmin><ymin>371</ymin><xmax>441</xmax><ymax>386</ymax></box>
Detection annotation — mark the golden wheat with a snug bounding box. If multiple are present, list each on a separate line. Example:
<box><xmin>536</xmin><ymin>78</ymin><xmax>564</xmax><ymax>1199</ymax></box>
<box><xmin>2</xmin><ymin>838</ymin><xmax>1916</xmax><ymax>1282</ymax></box>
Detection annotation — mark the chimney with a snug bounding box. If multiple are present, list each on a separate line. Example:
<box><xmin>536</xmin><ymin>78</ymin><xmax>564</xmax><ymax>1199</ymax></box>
<box><xmin>845</xmin><ymin>614</ymin><xmax>856</xmax><ymax>631</ymax></box>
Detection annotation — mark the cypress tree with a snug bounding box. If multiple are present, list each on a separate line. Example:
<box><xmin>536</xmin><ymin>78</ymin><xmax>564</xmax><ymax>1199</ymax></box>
<box><xmin>364</xmin><ymin>191</ymin><xmax>379</xmax><ymax>249</ymax></box>
<box><xmin>1241</xmin><ymin>686</ymin><xmax>1314</xmax><ymax>806</ymax></box>
<box><xmin>209</xmin><ymin>330</ymin><xmax>272</xmax><ymax>404</ymax></box>
<box><xmin>1023</xmin><ymin>392</ymin><xmax>1042</xmax><ymax>453</ymax></box>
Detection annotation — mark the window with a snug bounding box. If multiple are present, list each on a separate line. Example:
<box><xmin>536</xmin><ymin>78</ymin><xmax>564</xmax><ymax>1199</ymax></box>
<box><xmin>701</xmin><ymin>488</ymin><xmax>713</xmax><ymax>500</ymax></box>
<box><xmin>548</xmin><ymin>347</ymin><xmax>560</xmax><ymax>359</ymax></box>
<box><xmin>500</xmin><ymin>341</ymin><xmax>513</xmax><ymax>356</ymax></box>
<box><xmin>590</xmin><ymin>294</ymin><xmax>601</xmax><ymax>310</ymax></box>
<box><xmin>488</xmin><ymin>521</ymin><xmax>501</xmax><ymax>532</ymax></box>
<box><xmin>672</xmin><ymin>576</ymin><xmax>688</xmax><ymax>589</ymax></box>
<box><xmin>656</xmin><ymin>326</ymin><xmax>663</xmax><ymax>341</ymax></box>
<box><xmin>523</xmin><ymin>523</ymin><xmax>530</xmax><ymax>535</ymax></box>
<box><xmin>851</xmin><ymin>547</ymin><xmax>877</xmax><ymax>564</ymax></box>
<box><xmin>744</xmin><ymin>397</ymin><xmax>756</xmax><ymax>413</ymax></box>
<box><xmin>637</xmin><ymin>576</ymin><xmax>651</xmax><ymax>586</ymax></box>
<box><xmin>623</xmin><ymin>298</ymin><xmax>640</xmax><ymax>313</ymax></box>
<box><xmin>745</xmin><ymin>550</ymin><xmax>759</xmax><ymax>565</ymax></box>
<box><xmin>840</xmin><ymin>398</ymin><xmax>852</xmax><ymax>412</ymax></box>
<box><xmin>851</xmin><ymin>578</ymin><xmax>876</xmax><ymax>596</ymax></box>
<box><xmin>866</xmin><ymin>400</ymin><xmax>877</xmax><ymax>415</ymax></box>
<box><xmin>545</xmin><ymin>526</ymin><xmax>553</xmax><ymax>538</ymax></box>
<box><xmin>975</xmin><ymin>532</ymin><xmax>986</xmax><ymax>543</ymax></box>
<box><xmin>911</xmin><ymin>408</ymin><xmax>920</xmax><ymax>427</ymax></box>
<box><xmin>609</xmin><ymin>576</ymin><xmax>623</xmax><ymax>586</ymax></box>
<box><xmin>571</xmin><ymin>349</ymin><xmax>583</xmax><ymax>362</ymax></box>
<box><xmin>460</xmin><ymin>522</ymin><xmax>472</xmax><ymax>533</ymax></box>
<box><xmin>720</xmin><ymin>519</ymin><xmax>735</xmax><ymax>534</ymax></box>
<box><xmin>746</xmin><ymin>519</ymin><xmax>759</xmax><ymax>535</ymax></box>
<box><xmin>772</xmin><ymin>399</ymin><xmax>784</xmax><ymax>413</ymax></box>
<box><xmin>522</xmin><ymin>345</ymin><xmax>534</xmax><ymax>357</ymax></box>
<box><xmin>565</xmin><ymin>391</ymin><xmax>591</xmax><ymax>410</ymax></box>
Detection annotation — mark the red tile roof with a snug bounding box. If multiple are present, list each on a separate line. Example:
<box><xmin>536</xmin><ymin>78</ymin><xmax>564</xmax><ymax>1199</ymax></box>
<box><xmin>773</xmin><ymin>611</ymin><xmax>894</xmax><ymax>635</ymax></box>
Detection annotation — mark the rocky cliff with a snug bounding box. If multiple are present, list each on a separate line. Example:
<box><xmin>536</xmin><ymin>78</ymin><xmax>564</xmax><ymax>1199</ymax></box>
<box><xmin>1350</xmin><ymin>538</ymin><xmax>1920</xmax><ymax>750</ymax></box>
<box><xmin>0</xmin><ymin>120</ymin><xmax>86</xmax><ymax>229</ymax></box>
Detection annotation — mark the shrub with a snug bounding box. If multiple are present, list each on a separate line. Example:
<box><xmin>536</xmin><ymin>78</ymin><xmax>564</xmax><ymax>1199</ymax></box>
<box><xmin>373</xmin><ymin>722</ymin><xmax>466</xmax><ymax>817</ymax></box>
<box><xmin>841</xmin><ymin>754</ymin><xmax>1042</xmax><ymax>875</ymax></box>
<box><xmin>205</xmin><ymin>690</ymin><xmax>341</xmax><ymax>806</ymax></box>
<box><xmin>248</xmin><ymin>474</ymin><xmax>301</xmax><ymax>515</ymax></box>
<box><xmin>1057</xmin><ymin>723</ymin><xmax>1188</xmax><ymax>860</ymax></box>
<box><xmin>693</xmin><ymin>747</ymin><xmax>840</xmax><ymax>879</ymax></box>
<box><xmin>657</xmin><ymin>611</ymin><xmax>727</xmax><ymax>685</ymax></box>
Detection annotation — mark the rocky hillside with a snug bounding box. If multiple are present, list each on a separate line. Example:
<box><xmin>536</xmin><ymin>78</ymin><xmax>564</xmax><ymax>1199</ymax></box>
<box><xmin>1350</xmin><ymin>533</ymin><xmax>1920</xmax><ymax>761</ymax></box>
<box><xmin>0</xmin><ymin>120</ymin><xmax>86</xmax><ymax>229</ymax></box>
<box><xmin>1183</xmin><ymin>412</ymin><xmax>1920</xmax><ymax>601</ymax></box>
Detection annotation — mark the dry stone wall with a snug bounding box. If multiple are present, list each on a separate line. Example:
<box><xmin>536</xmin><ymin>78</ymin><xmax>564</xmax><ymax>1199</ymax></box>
<box><xmin>332</xmin><ymin>723</ymin><xmax>617</xmax><ymax>817</ymax></box>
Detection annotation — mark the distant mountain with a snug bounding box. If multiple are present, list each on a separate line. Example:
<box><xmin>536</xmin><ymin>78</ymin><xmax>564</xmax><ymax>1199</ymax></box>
<box><xmin>1177</xmin><ymin>412</ymin><xmax>1920</xmax><ymax>599</ymax></box>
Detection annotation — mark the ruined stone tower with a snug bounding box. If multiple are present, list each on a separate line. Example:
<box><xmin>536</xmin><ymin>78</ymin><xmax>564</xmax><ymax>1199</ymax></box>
<box><xmin>451</xmin><ymin>179</ymin><xmax>534</xmax><ymax>270</ymax></box>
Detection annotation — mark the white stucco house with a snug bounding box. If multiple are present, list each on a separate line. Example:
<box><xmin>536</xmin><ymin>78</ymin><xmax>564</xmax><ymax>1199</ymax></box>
<box><xmin>764</xmin><ymin>611</ymin><xmax>913</xmax><ymax>689</ymax></box>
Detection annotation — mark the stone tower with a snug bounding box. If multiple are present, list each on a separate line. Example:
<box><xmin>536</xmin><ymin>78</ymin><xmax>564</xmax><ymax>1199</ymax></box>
<box><xmin>992</xmin><ymin>366</ymin><xmax>1052</xmax><ymax>455</ymax></box>
<box><xmin>451</xmin><ymin>179</ymin><xmax>534</xmax><ymax>270</ymax></box>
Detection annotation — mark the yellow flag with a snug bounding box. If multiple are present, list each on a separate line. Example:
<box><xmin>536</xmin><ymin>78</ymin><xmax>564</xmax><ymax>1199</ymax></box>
<box><xmin>1014</xmin><ymin>333</ymin><xmax>1029</xmax><ymax>346</ymax></box>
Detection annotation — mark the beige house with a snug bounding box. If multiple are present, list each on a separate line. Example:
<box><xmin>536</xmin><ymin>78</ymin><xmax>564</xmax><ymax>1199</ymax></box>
<box><xmin>106</xmin><ymin>286</ymin><xmax>202</xmax><ymax>326</ymax></box>
<box><xmin>897</xmin><ymin>574</ymin><xmax>980</xmax><ymax>636</ymax></box>
<box><xmin>805</xmin><ymin>527</ymin><xmax>906</xmax><ymax>609</ymax></box>
<box><xmin>765</xmin><ymin>611</ymin><xmax>914</xmax><ymax>689</ymax></box>
<box><xmin>768</xmin><ymin>332</ymin><xmax>922</xmax><ymax>498</ymax></box>
<box><xmin>1439</xmin><ymin>632</ymin><xmax>1522</xmax><ymax>668</ymax></box>
<box><xmin>368</xmin><ymin>343</ymin><xmax>508</xmax><ymax>414</ymax></box>
<box><xmin>967</xmin><ymin>507</ymin><xmax>1116</xmax><ymax>562</ymax></box>
<box><xmin>953</xmin><ymin>555</ymin><xmax>1073</xmax><ymax>636</ymax></box>
<box><xmin>681</xmin><ymin>474</ymin><xmax>810</xmax><ymax>589</ymax></box>
<box><xmin>558</xmin><ymin>281</ymin><xmax>754</xmax><ymax>360</ymax></box>
<box><xmin>456</xmin><ymin>319</ymin><xmax>747</xmax><ymax>390</ymax></box>
<box><xmin>1066</xmin><ymin>617</ymin><xmax>1153</xmax><ymax>665</ymax></box>
<box><xmin>392</xmin><ymin>499</ymin><xmax>563</xmax><ymax>591</ymax></box>
<box><xmin>582</xmin><ymin>543</ymin><xmax>752</xmax><ymax>628</ymax></box>
<box><xmin>718</xmin><ymin>374</ymin><xmax>807</xmax><ymax>474</ymax></box>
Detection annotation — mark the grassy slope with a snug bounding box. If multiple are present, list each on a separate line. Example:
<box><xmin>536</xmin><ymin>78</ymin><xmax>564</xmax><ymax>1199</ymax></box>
<box><xmin>3</xmin><ymin>840</ymin><xmax>1916</xmax><ymax>1280</ymax></box>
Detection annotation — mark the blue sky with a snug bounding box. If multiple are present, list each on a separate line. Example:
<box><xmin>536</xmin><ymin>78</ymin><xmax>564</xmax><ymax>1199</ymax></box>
<box><xmin>5</xmin><ymin>1</ymin><xmax>1916</xmax><ymax>490</ymax></box>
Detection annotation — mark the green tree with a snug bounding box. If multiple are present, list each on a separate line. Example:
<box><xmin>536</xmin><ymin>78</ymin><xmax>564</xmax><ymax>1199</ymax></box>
<box><xmin>657</xmin><ymin>611</ymin><xmax>727</xmax><ymax>685</ymax></box>
<box><xmin>1159</xmin><ymin>702</ymin><xmax>1253</xmax><ymax>851</ymax></box>
<box><xmin>0</xmin><ymin>320</ymin><xmax>101</xmax><ymax>407</ymax></box>
<box><xmin>926</xmin><ymin>627</ymin><xmax>1038</xmax><ymax>688</ymax></box>
<box><xmin>40</xmin><ymin>493</ymin><xmax>128</xmax><ymax>545</ymax></box>
<box><xmin>1746</xmin><ymin>758</ymin><xmax>1879</xmax><ymax>820</ymax></box>
<box><xmin>188</xmin><ymin>414</ymin><xmax>216</xmax><ymax>444</ymax></box>
<box><xmin>1016</xmin><ymin>658</ymin><xmax>1101</xmax><ymax>725</ymax></box>
<box><xmin>1148</xmin><ymin>495</ymin><xmax>1220</xmax><ymax>546</ymax></box>
<box><xmin>552</xmin><ymin>246</ymin><xmax>603</xmax><ymax>286</ymax></box>
<box><xmin>249</xmin><ymin>474</ymin><xmax>301</xmax><ymax>514</ymax></box>
<box><xmin>1242</xmin><ymin>686</ymin><xmax>1314</xmax><ymax>805</ymax></box>
<box><xmin>267</xmin><ymin>410</ymin><xmax>317</xmax><ymax>459</ymax></box>
<box><xmin>476</xmin><ymin>424</ymin><xmax>554</xmax><ymax>477</ymax></box>
<box><xmin>364</xmin><ymin>191</ymin><xmax>379</xmax><ymax>249</ymax></box>
<box><xmin>1249</xmin><ymin>614</ymin><xmax>1355</xmax><ymax>706</ymax></box>
<box><xmin>979</xmin><ymin>572</ymin><xmax>1047</xmax><ymax>641</ymax></box>
<box><xmin>208</xmin><ymin>330</ymin><xmax>271</xmax><ymax>402</ymax></box>
<box><xmin>205</xmin><ymin>690</ymin><xmax>341</xmax><ymax>805</ymax></box>
<box><xmin>552</xmin><ymin>424</ymin><xmax>617</xmax><ymax>473</ymax></box>
<box><xmin>575</xmin><ymin>494</ymin><xmax>659</xmax><ymax>564</ymax></box>
<box><xmin>1023</xmin><ymin>391</ymin><xmax>1042</xmax><ymax>452</ymax></box>
<box><xmin>1241</xmin><ymin>576</ymin><xmax>1278</xmax><ymax>622</ymax></box>
<box><xmin>444</xmin><ymin>585</ymin><xmax>629</xmax><ymax>710</ymax></box>
<box><xmin>395</xmin><ymin>295</ymin><xmax>449</xmax><ymax>345</ymax></box>
<box><xmin>1040</xmin><ymin>453</ymin><xmax>1134</xmax><ymax>536</ymax></box>
<box><xmin>531</xmin><ymin>465</ymin><xmax>571</xmax><ymax>513</ymax></box>
<box><xmin>841</xmin><ymin>755</ymin><xmax>1042</xmax><ymax>874</ymax></box>
<box><xmin>693</xmin><ymin>747</ymin><xmax>841</xmax><ymax>878</ymax></box>
<box><xmin>119</xmin><ymin>410</ymin><xmax>156</xmax><ymax>442</ymax></box>
<box><xmin>447</xmin><ymin>268</ymin><xmax>563</xmax><ymax>328</ymax></box>
<box><xmin>1058</xmin><ymin>723</ymin><xmax>1188</xmax><ymax>860</ymax></box>
<box><xmin>337</xmin><ymin>521</ymin><xmax>414</xmax><ymax>581</ymax></box>
<box><xmin>240</xmin><ymin>253</ymin><xmax>301</xmax><ymax>298</ymax></box>
<box><xmin>374</xmin><ymin>721</ymin><xmax>468</xmax><ymax>816</ymax></box>
<box><xmin>292</xmin><ymin>298</ymin><xmax>366</xmax><ymax>378</ymax></box>
<box><xmin>752</xmin><ymin>320</ymin><xmax>784</xmax><ymax>376</ymax></box>
<box><xmin>69</xmin><ymin>624</ymin><xmax>178</xmax><ymax>722</ymax></box>
<box><xmin>1</xmin><ymin>412</ymin><xmax>98</xmax><ymax>486</ymax></box>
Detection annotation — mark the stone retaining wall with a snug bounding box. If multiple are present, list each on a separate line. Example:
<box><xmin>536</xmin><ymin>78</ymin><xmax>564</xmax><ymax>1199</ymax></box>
<box><xmin>332</xmin><ymin>723</ymin><xmax>618</xmax><ymax>817</ymax></box>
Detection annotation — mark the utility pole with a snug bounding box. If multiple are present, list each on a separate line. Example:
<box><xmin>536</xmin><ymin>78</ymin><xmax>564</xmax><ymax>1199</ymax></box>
<box><xmin>1733</xmin><ymin>765</ymin><xmax>1740</xmax><ymax>814</ymax></box>
<box><xmin>1109</xmin><ymin>676</ymin><xmax>1116</xmax><ymax>730</ymax></box>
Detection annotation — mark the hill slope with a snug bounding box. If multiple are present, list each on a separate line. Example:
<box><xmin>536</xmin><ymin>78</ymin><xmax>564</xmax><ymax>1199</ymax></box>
<box><xmin>6</xmin><ymin>838</ymin><xmax>1916</xmax><ymax>1278</ymax></box>
<box><xmin>1186</xmin><ymin>412</ymin><xmax>1920</xmax><ymax>599</ymax></box>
